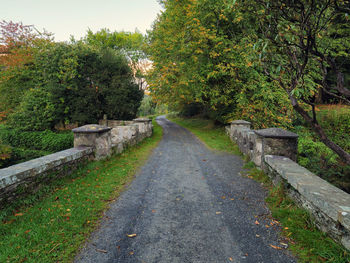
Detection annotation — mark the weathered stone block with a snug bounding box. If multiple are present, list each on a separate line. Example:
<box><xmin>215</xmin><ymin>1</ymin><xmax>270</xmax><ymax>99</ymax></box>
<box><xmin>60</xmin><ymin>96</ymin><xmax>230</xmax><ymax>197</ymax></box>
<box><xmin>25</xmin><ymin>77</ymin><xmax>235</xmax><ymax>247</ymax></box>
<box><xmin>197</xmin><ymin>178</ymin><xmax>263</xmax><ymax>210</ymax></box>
<box><xmin>72</xmin><ymin>124</ymin><xmax>112</xmax><ymax>160</ymax></box>
<box><xmin>230</xmin><ymin>120</ymin><xmax>251</xmax><ymax>141</ymax></box>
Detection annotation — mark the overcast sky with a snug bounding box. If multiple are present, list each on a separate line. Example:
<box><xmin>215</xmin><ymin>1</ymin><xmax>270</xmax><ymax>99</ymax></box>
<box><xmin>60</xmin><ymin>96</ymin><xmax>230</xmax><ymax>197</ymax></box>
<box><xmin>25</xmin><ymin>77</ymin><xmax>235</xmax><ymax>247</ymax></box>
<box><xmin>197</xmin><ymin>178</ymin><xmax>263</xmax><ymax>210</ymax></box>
<box><xmin>1</xmin><ymin>0</ymin><xmax>162</xmax><ymax>41</ymax></box>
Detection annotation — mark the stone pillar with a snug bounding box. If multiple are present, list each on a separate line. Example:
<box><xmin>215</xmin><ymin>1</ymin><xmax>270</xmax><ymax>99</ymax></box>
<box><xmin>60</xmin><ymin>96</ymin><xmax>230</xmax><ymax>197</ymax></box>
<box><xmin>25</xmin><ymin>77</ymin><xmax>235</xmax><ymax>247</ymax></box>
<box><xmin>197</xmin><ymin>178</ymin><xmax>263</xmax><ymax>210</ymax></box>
<box><xmin>253</xmin><ymin>128</ymin><xmax>298</xmax><ymax>169</ymax></box>
<box><xmin>230</xmin><ymin>120</ymin><xmax>251</xmax><ymax>141</ymax></box>
<box><xmin>133</xmin><ymin>118</ymin><xmax>153</xmax><ymax>137</ymax></box>
<box><xmin>99</xmin><ymin>114</ymin><xmax>108</xmax><ymax>126</ymax></box>
<box><xmin>72</xmin><ymin>124</ymin><xmax>112</xmax><ymax>160</ymax></box>
<box><xmin>229</xmin><ymin>120</ymin><xmax>251</xmax><ymax>153</ymax></box>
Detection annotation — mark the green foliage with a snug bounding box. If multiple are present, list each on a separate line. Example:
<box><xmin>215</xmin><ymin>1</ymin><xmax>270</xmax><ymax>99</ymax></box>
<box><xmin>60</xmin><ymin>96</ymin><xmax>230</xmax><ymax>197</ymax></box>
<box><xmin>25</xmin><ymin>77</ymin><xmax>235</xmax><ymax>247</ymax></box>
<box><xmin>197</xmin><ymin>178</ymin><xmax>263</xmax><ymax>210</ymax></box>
<box><xmin>2</xmin><ymin>41</ymin><xmax>143</xmax><ymax>130</ymax></box>
<box><xmin>0</xmin><ymin>118</ymin><xmax>163</xmax><ymax>262</ymax></box>
<box><xmin>0</xmin><ymin>126</ymin><xmax>73</xmax><ymax>152</ymax></box>
<box><xmin>137</xmin><ymin>95</ymin><xmax>156</xmax><ymax>116</ymax></box>
<box><xmin>0</xmin><ymin>140</ymin><xmax>11</xmax><ymax>167</ymax></box>
<box><xmin>294</xmin><ymin>106</ymin><xmax>350</xmax><ymax>193</ymax></box>
<box><xmin>147</xmin><ymin>0</ymin><xmax>293</xmax><ymax>125</ymax></box>
<box><xmin>0</xmin><ymin>125</ymin><xmax>73</xmax><ymax>168</ymax></box>
<box><xmin>7</xmin><ymin>87</ymin><xmax>56</xmax><ymax>131</ymax></box>
<box><xmin>317</xmin><ymin>105</ymin><xmax>350</xmax><ymax>152</ymax></box>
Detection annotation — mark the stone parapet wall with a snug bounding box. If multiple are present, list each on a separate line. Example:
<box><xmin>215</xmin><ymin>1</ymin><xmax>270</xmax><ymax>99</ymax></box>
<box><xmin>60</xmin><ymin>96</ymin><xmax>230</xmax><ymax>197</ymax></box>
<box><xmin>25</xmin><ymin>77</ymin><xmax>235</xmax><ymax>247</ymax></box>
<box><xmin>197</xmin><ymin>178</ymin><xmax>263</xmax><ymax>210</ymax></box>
<box><xmin>0</xmin><ymin>147</ymin><xmax>93</xmax><ymax>206</ymax></box>
<box><xmin>226</xmin><ymin>120</ymin><xmax>350</xmax><ymax>250</ymax></box>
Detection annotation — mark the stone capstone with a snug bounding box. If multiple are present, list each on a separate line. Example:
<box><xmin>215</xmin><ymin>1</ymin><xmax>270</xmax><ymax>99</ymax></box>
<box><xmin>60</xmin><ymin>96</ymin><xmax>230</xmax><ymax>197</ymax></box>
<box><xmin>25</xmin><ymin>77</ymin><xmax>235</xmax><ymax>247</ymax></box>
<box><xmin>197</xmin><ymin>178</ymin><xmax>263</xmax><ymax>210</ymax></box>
<box><xmin>254</xmin><ymin>128</ymin><xmax>298</xmax><ymax>139</ymax></box>
<box><xmin>264</xmin><ymin>155</ymin><xmax>350</xmax><ymax>250</ymax></box>
<box><xmin>72</xmin><ymin>124</ymin><xmax>111</xmax><ymax>133</ymax></box>
<box><xmin>73</xmin><ymin>124</ymin><xmax>112</xmax><ymax>160</ymax></box>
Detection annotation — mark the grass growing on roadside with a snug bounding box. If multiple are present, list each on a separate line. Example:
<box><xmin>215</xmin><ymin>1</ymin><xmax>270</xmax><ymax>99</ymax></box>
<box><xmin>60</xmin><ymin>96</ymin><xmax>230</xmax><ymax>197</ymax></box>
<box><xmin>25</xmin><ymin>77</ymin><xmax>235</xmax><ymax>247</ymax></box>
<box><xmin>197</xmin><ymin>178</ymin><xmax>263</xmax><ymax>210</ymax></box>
<box><xmin>171</xmin><ymin>116</ymin><xmax>349</xmax><ymax>262</ymax></box>
<box><xmin>0</xmin><ymin>119</ymin><xmax>163</xmax><ymax>263</ymax></box>
<box><xmin>168</xmin><ymin>116</ymin><xmax>241</xmax><ymax>155</ymax></box>
<box><xmin>243</xmin><ymin>164</ymin><xmax>350</xmax><ymax>263</ymax></box>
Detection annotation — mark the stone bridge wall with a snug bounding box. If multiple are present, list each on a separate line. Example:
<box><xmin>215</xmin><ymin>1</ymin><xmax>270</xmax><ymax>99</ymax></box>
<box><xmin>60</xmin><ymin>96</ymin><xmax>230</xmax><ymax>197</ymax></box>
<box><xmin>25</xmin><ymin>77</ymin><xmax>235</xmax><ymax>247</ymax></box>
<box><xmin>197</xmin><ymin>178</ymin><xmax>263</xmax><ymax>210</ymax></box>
<box><xmin>0</xmin><ymin>118</ymin><xmax>153</xmax><ymax>207</ymax></box>
<box><xmin>226</xmin><ymin>120</ymin><xmax>350</xmax><ymax>250</ymax></box>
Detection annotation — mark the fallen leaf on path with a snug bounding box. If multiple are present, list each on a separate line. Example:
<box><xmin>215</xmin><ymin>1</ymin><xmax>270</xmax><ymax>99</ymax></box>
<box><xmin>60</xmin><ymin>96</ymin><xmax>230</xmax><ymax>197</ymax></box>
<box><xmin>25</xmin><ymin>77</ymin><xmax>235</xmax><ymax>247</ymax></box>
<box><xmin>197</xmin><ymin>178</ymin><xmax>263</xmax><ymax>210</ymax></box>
<box><xmin>265</xmin><ymin>225</ymin><xmax>270</xmax><ymax>228</ymax></box>
<box><xmin>256</xmin><ymin>234</ymin><xmax>260</xmax><ymax>237</ymax></box>
<box><xmin>255</xmin><ymin>220</ymin><xmax>260</xmax><ymax>225</ymax></box>
<box><xmin>270</xmin><ymin>244</ymin><xmax>283</xmax><ymax>250</ymax></box>
<box><xmin>221</xmin><ymin>196</ymin><xmax>226</xmax><ymax>199</ymax></box>
<box><xmin>202</xmin><ymin>159</ymin><xmax>206</xmax><ymax>161</ymax></box>
<box><xmin>229</xmin><ymin>257</ymin><xmax>233</xmax><ymax>261</ymax></box>
<box><xmin>230</xmin><ymin>198</ymin><xmax>235</xmax><ymax>200</ymax></box>
<box><xmin>152</xmin><ymin>210</ymin><xmax>156</xmax><ymax>213</ymax></box>
<box><xmin>129</xmin><ymin>251</ymin><xmax>134</xmax><ymax>255</ymax></box>
<box><xmin>216</xmin><ymin>212</ymin><xmax>222</xmax><ymax>215</ymax></box>
<box><xmin>127</xmin><ymin>234</ymin><xmax>137</xmax><ymax>238</ymax></box>
<box><xmin>96</xmin><ymin>249</ymin><xmax>108</xmax><ymax>253</ymax></box>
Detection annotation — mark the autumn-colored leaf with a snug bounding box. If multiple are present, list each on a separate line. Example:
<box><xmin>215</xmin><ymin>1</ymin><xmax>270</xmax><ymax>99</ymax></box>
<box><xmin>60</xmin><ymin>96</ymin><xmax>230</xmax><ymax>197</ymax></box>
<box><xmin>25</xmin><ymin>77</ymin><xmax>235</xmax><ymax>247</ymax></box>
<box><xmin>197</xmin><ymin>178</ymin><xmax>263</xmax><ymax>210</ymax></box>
<box><xmin>255</xmin><ymin>220</ymin><xmax>260</xmax><ymax>225</ymax></box>
<box><xmin>14</xmin><ymin>213</ymin><xmax>23</xmax><ymax>217</ymax></box>
<box><xmin>270</xmin><ymin>244</ymin><xmax>283</xmax><ymax>250</ymax></box>
<box><xmin>127</xmin><ymin>233</ymin><xmax>137</xmax><ymax>238</ymax></box>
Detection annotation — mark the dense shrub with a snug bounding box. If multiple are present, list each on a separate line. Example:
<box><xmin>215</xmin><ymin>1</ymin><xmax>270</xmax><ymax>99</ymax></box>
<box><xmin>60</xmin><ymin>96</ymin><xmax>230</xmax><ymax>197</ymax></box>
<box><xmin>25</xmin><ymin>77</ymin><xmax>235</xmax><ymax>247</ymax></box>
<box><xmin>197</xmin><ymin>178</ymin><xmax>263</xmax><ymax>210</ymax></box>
<box><xmin>294</xmin><ymin>125</ymin><xmax>350</xmax><ymax>193</ymax></box>
<box><xmin>7</xmin><ymin>87</ymin><xmax>56</xmax><ymax>131</ymax></box>
<box><xmin>317</xmin><ymin>105</ymin><xmax>350</xmax><ymax>153</ymax></box>
<box><xmin>2</xmin><ymin>42</ymin><xmax>143</xmax><ymax>131</ymax></box>
<box><xmin>0</xmin><ymin>126</ymin><xmax>73</xmax><ymax>152</ymax></box>
<box><xmin>137</xmin><ymin>95</ymin><xmax>156</xmax><ymax>116</ymax></box>
<box><xmin>0</xmin><ymin>147</ymin><xmax>50</xmax><ymax>168</ymax></box>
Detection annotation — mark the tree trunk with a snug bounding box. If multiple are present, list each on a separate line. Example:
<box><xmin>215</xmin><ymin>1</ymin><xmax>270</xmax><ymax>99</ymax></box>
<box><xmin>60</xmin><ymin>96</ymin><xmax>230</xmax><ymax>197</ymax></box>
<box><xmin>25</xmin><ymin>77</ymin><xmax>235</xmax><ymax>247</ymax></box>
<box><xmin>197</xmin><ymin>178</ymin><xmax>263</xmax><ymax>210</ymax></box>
<box><xmin>290</xmin><ymin>95</ymin><xmax>350</xmax><ymax>165</ymax></box>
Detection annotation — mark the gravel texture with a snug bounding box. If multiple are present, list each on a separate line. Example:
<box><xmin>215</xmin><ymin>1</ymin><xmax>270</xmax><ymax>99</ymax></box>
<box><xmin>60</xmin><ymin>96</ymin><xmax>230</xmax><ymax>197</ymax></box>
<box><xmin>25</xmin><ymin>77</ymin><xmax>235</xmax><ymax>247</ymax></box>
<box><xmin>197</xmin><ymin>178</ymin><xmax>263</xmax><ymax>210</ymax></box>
<box><xmin>75</xmin><ymin>116</ymin><xmax>296</xmax><ymax>263</ymax></box>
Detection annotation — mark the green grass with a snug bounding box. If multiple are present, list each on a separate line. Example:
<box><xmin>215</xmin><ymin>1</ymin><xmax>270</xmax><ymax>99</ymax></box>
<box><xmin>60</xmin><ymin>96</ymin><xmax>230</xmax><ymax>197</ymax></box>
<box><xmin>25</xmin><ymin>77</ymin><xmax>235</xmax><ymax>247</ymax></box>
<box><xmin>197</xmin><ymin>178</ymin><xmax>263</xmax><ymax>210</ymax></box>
<box><xmin>0</xmin><ymin>118</ymin><xmax>163</xmax><ymax>263</ymax></box>
<box><xmin>168</xmin><ymin>116</ymin><xmax>241</xmax><ymax>155</ymax></box>
<box><xmin>172</xmin><ymin>116</ymin><xmax>350</xmax><ymax>263</ymax></box>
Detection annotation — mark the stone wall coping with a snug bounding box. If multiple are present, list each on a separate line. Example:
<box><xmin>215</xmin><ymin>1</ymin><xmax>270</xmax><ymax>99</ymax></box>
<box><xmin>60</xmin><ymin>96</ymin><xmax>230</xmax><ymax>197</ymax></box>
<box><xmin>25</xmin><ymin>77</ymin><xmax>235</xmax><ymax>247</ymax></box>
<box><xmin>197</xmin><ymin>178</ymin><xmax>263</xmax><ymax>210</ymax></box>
<box><xmin>0</xmin><ymin>147</ymin><xmax>93</xmax><ymax>190</ymax></box>
<box><xmin>255</xmin><ymin>128</ymin><xmax>298</xmax><ymax>139</ymax></box>
<box><xmin>133</xmin><ymin>118</ymin><xmax>152</xmax><ymax>123</ymax></box>
<box><xmin>230</xmin><ymin>120</ymin><xmax>251</xmax><ymax>125</ymax></box>
<box><xmin>72</xmin><ymin>124</ymin><xmax>111</xmax><ymax>134</ymax></box>
<box><xmin>265</xmin><ymin>155</ymin><xmax>350</xmax><ymax>230</ymax></box>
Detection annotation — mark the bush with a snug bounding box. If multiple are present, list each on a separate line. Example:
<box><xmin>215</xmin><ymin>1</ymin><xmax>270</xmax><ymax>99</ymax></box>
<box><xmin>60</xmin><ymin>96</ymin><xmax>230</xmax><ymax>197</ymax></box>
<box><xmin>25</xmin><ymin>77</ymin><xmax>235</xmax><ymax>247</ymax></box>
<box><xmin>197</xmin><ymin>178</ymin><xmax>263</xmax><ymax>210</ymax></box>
<box><xmin>294</xmin><ymin>125</ymin><xmax>350</xmax><ymax>193</ymax></box>
<box><xmin>7</xmin><ymin>87</ymin><xmax>56</xmax><ymax>131</ymax></box>
<box><xmin>0</xmin><ymin>147</ymin><xmax>50</xmax><ymax>168</ymax></box>
<box><xmin>137</xmin><ymin>95</ymin><xmax>156</xmax><ymax>116</ymax></box>
<box><xmin>317</xmin><ymin>105</ymin><xmax>350</xmax><ymax>152</ymax></box>
<box><xmin>0</xmin><ymin>140</ymin><xmax>11</xmax><ymax>168</ymax></box>
<box><xmin>0</xmin><ymin>126</ymin><xmax>73</xmax><ymax>152</ymax></box>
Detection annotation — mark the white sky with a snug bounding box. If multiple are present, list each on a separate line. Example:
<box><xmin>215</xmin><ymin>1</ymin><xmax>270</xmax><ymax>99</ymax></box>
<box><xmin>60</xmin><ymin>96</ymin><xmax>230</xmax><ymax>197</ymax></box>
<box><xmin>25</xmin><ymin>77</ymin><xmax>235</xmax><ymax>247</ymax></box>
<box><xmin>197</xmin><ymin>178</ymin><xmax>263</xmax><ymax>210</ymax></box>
<box><xmin>0</xmin><ymin>0</ymin><xmax>163</xmax><ymax>41</ymax></box>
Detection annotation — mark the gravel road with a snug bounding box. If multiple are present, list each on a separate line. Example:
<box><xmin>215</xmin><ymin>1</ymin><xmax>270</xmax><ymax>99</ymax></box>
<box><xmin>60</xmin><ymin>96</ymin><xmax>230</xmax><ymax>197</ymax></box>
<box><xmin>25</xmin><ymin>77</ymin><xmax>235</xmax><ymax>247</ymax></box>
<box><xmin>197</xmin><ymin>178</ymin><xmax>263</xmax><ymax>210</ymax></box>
<box><xmin>75</xmin><ymin>116</ymin><xmax>296</xmax><ymax>263</ymax></box>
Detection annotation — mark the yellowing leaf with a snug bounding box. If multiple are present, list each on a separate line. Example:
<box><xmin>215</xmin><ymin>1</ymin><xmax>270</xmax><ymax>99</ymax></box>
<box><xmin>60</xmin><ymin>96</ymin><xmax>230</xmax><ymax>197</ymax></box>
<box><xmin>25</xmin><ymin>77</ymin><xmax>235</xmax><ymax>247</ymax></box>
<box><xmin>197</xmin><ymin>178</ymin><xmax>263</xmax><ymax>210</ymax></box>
<box><xmin>127</xmin><ymin>234</ymin><xmax>137</xmax><ymax>238</ymax></box>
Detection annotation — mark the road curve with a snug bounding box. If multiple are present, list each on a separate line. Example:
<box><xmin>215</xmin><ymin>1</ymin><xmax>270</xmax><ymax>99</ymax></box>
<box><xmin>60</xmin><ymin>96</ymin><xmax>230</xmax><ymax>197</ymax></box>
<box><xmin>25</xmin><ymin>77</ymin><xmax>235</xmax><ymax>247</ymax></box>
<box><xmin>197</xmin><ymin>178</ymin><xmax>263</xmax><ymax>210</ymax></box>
<box><xmin>75</xmin><ymin>116</ymin><xmax>296</xmax><ymax>263</ymax></box>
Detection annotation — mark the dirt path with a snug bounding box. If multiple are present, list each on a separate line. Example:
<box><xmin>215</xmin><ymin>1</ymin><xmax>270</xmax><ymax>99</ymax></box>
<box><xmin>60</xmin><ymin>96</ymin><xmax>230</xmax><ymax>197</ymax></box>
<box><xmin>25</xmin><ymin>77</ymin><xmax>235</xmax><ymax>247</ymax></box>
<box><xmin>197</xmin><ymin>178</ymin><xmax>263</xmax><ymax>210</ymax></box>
<box><xmin>75</xmin><ymin>116</ymin><xmax>296</xmax><ymax>263</ymax></box>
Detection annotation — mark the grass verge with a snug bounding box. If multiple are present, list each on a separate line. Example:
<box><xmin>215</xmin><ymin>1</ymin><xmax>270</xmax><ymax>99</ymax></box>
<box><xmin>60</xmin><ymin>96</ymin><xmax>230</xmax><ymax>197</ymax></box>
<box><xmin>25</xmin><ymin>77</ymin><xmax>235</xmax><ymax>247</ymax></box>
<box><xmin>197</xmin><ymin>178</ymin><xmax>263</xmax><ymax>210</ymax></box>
<box><xmin>168</xmin><ymin>116</ymin><xmax>241</xmax><ymax>155</ymax></box>
<box><xmin>0</xmin><ymin>118</ymin><xmax>163</xmax><ymax>263</ymax></box>
<box><xmin>172</xmin><ymin>116</ymin><xmax>350</xmax><ymax>263</ymax></box>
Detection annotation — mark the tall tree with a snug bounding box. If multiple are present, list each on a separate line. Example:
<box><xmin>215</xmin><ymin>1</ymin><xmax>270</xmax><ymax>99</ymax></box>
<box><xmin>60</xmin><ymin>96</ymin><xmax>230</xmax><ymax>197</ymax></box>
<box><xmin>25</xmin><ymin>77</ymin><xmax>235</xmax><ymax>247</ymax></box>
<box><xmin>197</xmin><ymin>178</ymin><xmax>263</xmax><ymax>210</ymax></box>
<box><xmin>250</xmin><ymin>0</ymin><xmax>350</xmax><ymax>164</ymax></box>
